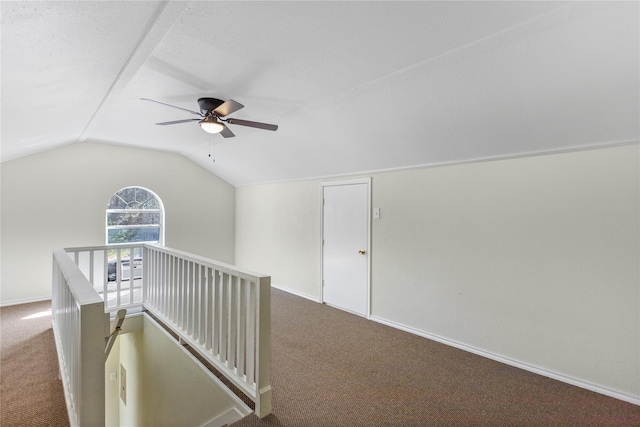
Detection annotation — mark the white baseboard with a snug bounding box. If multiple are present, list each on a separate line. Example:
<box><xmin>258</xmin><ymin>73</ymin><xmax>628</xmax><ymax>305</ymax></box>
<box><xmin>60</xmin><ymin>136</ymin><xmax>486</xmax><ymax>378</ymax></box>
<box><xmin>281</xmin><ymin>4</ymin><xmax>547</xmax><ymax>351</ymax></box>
<box><xmin>0</xmin><ymin>295</ymin><xmax>51</xmax><ymax>307</ymax></box>
<box><xmin>199</xmin><ymin>407</ymin><xmax>246</xmax><ymax>427</ymax></box>
<box><xmin>369</xmin><ymin>315</ymin><xmax>640</xmax><ymax>407</ymax></box>
<box><xmin>271</xmin><ymin>283</ymin><xmax>320</xmax><ymax>303</ymax></box>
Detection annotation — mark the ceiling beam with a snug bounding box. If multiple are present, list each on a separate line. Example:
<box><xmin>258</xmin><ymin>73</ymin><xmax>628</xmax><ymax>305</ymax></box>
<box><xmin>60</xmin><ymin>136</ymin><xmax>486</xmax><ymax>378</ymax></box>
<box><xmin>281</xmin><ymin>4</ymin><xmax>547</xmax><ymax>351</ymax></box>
<box><xmin>78</xmin><ymin>1</ymin><xmax>188</xmax><ymax>143</ymax></box>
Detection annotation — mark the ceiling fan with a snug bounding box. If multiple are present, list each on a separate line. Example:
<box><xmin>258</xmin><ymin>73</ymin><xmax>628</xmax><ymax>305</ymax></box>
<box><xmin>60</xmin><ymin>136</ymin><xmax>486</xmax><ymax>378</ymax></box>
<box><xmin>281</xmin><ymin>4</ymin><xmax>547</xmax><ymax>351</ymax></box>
<box><xmin>141</xmin><ymin>97</ymin><xmax>278</xmax><ymax>138</ymax></box>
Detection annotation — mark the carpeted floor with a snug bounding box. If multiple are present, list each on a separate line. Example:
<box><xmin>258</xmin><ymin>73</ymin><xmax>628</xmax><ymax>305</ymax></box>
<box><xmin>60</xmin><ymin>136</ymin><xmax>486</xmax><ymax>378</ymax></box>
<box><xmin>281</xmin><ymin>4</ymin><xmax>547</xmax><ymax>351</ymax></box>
<box><xmin>0</xmin><ymin>300</ymin><xmax>69</xmax><ymax>426</ymax></box>
<box><xmin>2</xmin><ymin>290</ymin><xmax>640</xmax><ymax>426</ymax></box>
<box><xmin>231</xmin><ymin>289</ymin><xmax>640</xmax><ymax>427</ymax></box>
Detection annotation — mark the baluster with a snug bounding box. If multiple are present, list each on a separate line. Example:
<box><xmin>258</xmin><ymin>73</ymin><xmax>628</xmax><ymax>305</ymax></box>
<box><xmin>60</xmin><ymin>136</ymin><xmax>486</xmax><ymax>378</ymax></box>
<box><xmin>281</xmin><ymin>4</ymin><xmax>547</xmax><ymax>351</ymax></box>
<box><xmin>153</xmin><ymin>249</ymin><xmax>158</xmax><ymax>305</ymax></box>
<box><xmin>163</xmin><ymin>254</ymin><xmax>169</xmax><ymax>315</ymax></box>
<box><xmin>155</xmin><ymin>249</ymin><xmax>160</xmax><ymax>306</ymax></box>
<box><xmin>170</xmin><ymin>255</ymin><xmax>177</xmax><ymax>322</ymax></box>
<box><xmin>192</xmin><ymin>263</ymin><xmax>199</xmax><ymax>340</ymax></box>
<box><xmin>214</xmin><ymin>270</ymin><xmax>222</xmax><ymax>358</ymax></box>
<box><xmin>161</xmin><ymin>250</ymin><xmax>165</xmax><ymax>309</ymax></box>
<box><xmin>228</xmin><ymin>276</ymin><xmax>238</xmax><ymax>371</ymax></box>
<box><xmin>246</xmin><ymin>281</ymin><xmax>256</xmax><ymax>385</ymax></box>
<box><xmin>178</xmin><ymin>257</ymin><xmax>184</xmax><ymax>324</ymax></box>
<box><xmin>167</xmin><ymin>254</ymin><xmax>173</xmax><ymax>320</ymax></box>
<box><xmin>157</xmin><ymin>251</ymin><xmax>162</xmax><ymax>311</ymax></box>
<box><xmin>89</xmin><ymin>250</ymin><xmax>94</xmax><ymax>287</ymax></box>
<box><xmin>167</xmin><ymin>254</ymin><xmax>172</xmax><ymax>319</ymax></box>
<box><xmin>183</xmin><ymin>261</ymin><xmax>189</xmax><ymax>333</ymax></box>
<box><xmin>103</xmin><ymin>250</ymin><xmax>109</xmax><ymax>304</ymax></box>
<box><xmin>196</xmin><ymin>264</ymin><xmax>204</xmax><ymax>344</ymax></box>
<box><xmin>153</xmin><ymin>251</ymin><xmax>157</xmax><ymax>307</ymax></box>
<box><xmin>165</xmin><ymin>253</ymin><xmax>171</xmax><ymax>315</ymax></box>
<box><xmin>171</xmin><ymin>254</ymin><xmax>177</xmax><ymax>318</ymax></box>
<box><xmin>151</xmin><ymin>249</ymin><xmax>156</xmax><ymax>306</ymax></box>
<box><xmin>149</xmin><ymin>249</ymin><xmax>155</xmax><ymax>306</ymax></box>
<box><xmin>162</xmin><ymin>252</ymin><xmax>168</xmax><ymax>312</ymax></box>
<box><xmin>183</xmin><ymin>260</ymin><xmax>188</xmax><ymax>331</ymax></box>
<box><xmin>116</xmin><ymin>249</ymin><xmax>122</xmax><ymax>308</ymax></box>
<box><xmin>175</xmin><ymin>258</ymin><xmax>182</xmax><ymax>328</ymax></box>
<box><xmin>220</xmin><ymin>272</ymin><xmax>229</xmax><ymax>364</ymax></box>
<box><xmin>205</xmin><ymin>267</ymin><xmax>214</xmax><ymax>351</ymax></box>
<box><xmin>193</xmin><ymin>262</ymin><xmax>205</xmax><ymax>344</ymax></box>
<box><xmin>198</xmin><ymin>265</ymin><xmax>207</xmax><ymax>345</ymax></box>
<box><xmin>191</xmin><ymin>262</ymin><xmax>196</xmax><ymax>331</ymax></box>
<box><xmin>133</xmin><ymin>247</ymin><xmax>141</xmax><ymax>304</ymax></box>
<box><xmin>237</xmin><ymin>278</ymin><xmax>247</xmax><ymax>378</ymax></box>
<box><xmin>179</xmin><ymin>258</ymin><xmax>185</xmax><ymax>330</ymax></box>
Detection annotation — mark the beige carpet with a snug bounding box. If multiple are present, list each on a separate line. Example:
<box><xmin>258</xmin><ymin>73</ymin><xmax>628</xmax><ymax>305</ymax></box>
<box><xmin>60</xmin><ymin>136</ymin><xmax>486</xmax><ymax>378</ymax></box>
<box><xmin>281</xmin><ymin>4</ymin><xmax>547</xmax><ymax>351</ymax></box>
<box><xmin>231</xmin><ymin>289</ymin><xmax>640</xmax><ymax>426</ymax></box>
<box><xmin>1</xmin><ymin>300</ymin><xmax>69</xmax><ymax>426</ymax></box>
<box><xmin>2</xmin><ymin>291</ymin><xmax>640</xmax><ymax>426</ymax></box>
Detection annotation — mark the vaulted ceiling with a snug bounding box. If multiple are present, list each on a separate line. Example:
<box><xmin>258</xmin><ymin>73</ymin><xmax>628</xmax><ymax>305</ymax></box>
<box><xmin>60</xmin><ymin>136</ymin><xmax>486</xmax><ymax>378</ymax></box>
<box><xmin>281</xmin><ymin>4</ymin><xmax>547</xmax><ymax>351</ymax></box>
<box><xmin>2</xmin><ymin>1</ymin><xmax>638</xmax><ymax>186</ymax></box>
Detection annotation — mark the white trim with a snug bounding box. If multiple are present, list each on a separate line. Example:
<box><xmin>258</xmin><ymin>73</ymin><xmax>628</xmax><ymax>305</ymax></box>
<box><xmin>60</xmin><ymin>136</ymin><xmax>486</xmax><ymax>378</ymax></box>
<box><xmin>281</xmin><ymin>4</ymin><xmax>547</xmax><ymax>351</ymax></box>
<box><xmin>0</xmin><ymin>295</ymin><xmax>51</xmax><ymax>307</ymax></box>
<box><xmin>105</xmin><ymin>186</ymin><xmax>165</xmax><ymax>245</ymax></box>
<box><xmin>369</xmin><ymin>315</ymin><xmax>640</xmax><ymax>407</ymax></box>
<box><xmin>106</xmin><ymin>208</ymin><xmax>162</xmax><ymax>213</ymax></box>
<box><xmin>271</xmin><ymin>283</ymin><xmax>320</xmax><ymax>303</ymax></box>
<box><xmin>321</xmin><ymin>177</ymin><xmax>371</xmax><ymax>187</ymax></box>
<box><xmin>106</xmin><ymin>224</ymin><xmax>161</xmax><ymax>230</ymax></box>
<box><xmin>319</xmin><ymin>183</ymin><xmax>325</xmax><ymax>306</ymax></box>
<box><xmin>198</xmin><ymin>407</ymin><xmax>247</xmax><ymax>427</ymax></box>
<box><xmin>320</xmin><ymin>178</ymin><xmax>372</xmax><ymax>318</ymax></box>
<box><xmin>234</xmin><ymin>140</ymin><xmax>639</xmax><ymax>188</ymax></box>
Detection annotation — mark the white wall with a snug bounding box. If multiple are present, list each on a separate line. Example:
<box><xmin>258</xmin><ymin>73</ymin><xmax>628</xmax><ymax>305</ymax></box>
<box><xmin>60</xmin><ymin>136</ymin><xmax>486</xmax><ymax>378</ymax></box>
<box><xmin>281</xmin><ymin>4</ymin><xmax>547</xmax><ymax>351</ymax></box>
<box><xmin>234</xmin><ymin>144</ymin><xmax>640</xmax><ymax>401</ymax></box>
<box><xmin>0</xmin><ymin>142</ymin><xmax>235</xmax><ymax>305</ymax></box>
<box><xmin>116</xmin><ymin>315</ymin><xmax>245</xmax><ymax>427</ymax></box>
<box><xmin>105</xmin><ymin>335</ymin><xmax>121</xmax><ymax>427</ymax></box>
<box><xmin>236</xmin><ymin>180</ymin><xmax>321</xmax><ymax>299</ymax></box>
<box><xmin>118</xmin><ymin>331</ymin><xmax>143</xmax><ymax>427</ymax></box>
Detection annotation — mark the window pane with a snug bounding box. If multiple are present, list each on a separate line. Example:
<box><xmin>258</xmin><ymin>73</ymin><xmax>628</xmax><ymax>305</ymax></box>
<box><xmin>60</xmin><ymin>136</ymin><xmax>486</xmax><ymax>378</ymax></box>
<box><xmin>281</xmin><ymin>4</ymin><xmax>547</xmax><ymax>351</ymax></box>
<box><xmin>108</xmin><ymin>227</ymin><xmax>160</xmax><ymax>244</ymax></box>
<box><xmin>107</xmin><ymin>187</ymin><xmax>161</xmax><ymax>210</ymax></box>
<box><xmin>106</xmin><ymin>186</ymin><xmax>163</xmax><ymax>245</ymax></box>
<box><xmin>107</xmin><ymin>212</ymin><xmax>160</xmax><ymax>226</ymax></box>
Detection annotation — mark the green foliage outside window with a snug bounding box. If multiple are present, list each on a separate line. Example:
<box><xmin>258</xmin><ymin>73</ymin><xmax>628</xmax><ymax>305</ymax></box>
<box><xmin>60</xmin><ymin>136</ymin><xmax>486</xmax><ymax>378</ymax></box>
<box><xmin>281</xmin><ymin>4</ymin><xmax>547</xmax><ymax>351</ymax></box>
<box><xmin>106</xmin><ymin>187</ymin><xmax>163</xmax><ymax>245</ymax></box>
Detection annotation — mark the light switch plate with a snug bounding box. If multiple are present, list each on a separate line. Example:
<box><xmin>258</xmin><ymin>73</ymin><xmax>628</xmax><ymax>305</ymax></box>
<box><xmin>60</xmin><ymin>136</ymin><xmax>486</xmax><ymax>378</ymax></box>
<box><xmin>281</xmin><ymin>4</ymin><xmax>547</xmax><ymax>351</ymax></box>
<box><xmin>120</xmin><ymin>364</ymin><xmax>126</xmax><ymax>405</ymax></box>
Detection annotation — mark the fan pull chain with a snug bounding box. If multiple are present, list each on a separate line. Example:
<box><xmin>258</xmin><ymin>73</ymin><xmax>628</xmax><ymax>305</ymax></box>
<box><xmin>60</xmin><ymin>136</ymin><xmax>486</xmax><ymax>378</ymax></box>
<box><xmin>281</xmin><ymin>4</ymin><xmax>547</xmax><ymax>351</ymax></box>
<box><xmin>208</xmin><ymin>133</ymin><xmax>216</xmax><ymax>162</ymax></box>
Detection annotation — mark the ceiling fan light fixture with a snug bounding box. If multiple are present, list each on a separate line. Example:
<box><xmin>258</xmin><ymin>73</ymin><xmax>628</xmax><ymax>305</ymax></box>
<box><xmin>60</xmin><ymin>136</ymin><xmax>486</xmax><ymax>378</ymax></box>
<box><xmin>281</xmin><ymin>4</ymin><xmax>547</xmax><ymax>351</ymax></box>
<box><xmin>199</xmin><ymin>116</ymin><xmax>225</xmax><ymax>134</ymax></box>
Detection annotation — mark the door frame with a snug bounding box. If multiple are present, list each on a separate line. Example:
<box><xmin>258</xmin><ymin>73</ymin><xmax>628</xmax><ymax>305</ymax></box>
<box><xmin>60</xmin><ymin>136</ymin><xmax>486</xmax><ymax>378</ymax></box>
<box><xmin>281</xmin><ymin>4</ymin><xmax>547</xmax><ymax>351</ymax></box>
<box><xmin>320</xmin><ymin>177</ymin><xmax>371</xmax><ymax>318</ymax></box>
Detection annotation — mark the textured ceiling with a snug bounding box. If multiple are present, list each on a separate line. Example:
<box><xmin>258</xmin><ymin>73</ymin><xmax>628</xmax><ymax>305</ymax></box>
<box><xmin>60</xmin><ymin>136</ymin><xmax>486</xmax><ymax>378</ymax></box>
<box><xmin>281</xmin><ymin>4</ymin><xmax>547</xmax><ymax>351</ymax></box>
<box><xmin>2</xmin><ymin>1</ymin><xmax>638</xmax><ymax>186</ymax></box>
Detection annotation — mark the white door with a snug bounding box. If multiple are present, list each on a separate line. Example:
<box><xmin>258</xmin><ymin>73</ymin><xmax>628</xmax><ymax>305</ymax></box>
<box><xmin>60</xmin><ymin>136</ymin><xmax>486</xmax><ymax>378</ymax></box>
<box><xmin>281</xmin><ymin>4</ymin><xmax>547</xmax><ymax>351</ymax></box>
<box><xmin>322</xmin><ymin>180</ymin><xmax>369</xmax><ymax>316</ymax></box>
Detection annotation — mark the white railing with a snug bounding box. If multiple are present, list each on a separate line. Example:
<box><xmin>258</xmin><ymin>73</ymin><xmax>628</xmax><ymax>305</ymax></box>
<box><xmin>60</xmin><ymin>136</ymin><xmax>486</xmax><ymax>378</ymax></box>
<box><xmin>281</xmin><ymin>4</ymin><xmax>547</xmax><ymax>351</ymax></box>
<box><xmin>52</xmin><ymin>248</ymin><xmax>108</xmax><ymax>427</ymax></box>
<box><xmin>63</xmin><ymin>243</ymin><xmax>272</xmax><ymax>418</ymax></box>
<box><xmin>64</xmin><ymin>243</ymin><xmax>145</xmax><ymax>311</ymax></box>
<box><xmin>143</xmin><ymin>244</ymin><xmax>272</xmax><ymax>418</ymax></box>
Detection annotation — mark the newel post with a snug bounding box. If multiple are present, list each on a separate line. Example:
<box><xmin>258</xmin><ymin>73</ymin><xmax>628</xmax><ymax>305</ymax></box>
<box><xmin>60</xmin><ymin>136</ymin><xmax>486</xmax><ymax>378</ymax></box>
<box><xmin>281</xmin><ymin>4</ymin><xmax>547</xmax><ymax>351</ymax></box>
<box><xmin>255</xmin><ymin>275</ymin><xmax>272</xmax><ymax>418</ymax></box>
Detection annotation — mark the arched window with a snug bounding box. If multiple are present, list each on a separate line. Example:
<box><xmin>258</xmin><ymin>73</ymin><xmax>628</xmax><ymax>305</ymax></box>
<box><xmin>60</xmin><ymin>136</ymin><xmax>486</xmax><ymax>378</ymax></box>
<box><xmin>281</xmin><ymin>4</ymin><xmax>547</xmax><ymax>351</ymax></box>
<box><xmin>106</xmin><ymin>186</ymin><xmax>164</xmax><ymax>245</ymax></box>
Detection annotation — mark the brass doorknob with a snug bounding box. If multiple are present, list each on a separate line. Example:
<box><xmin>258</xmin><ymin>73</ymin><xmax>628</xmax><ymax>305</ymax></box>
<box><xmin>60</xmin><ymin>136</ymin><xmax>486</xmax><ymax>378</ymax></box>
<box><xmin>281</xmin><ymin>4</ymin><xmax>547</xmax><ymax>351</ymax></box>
<box><xmin>358</xmin><ymin>250</ymin><xmax>366</xmax><ymax>255</ymax></box>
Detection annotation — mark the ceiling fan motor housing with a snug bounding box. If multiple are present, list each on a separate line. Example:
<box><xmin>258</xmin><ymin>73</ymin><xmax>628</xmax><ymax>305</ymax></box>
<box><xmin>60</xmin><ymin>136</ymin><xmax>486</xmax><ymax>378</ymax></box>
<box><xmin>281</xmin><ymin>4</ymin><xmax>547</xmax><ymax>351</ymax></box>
<box><xmin>198</xmin><ymin>98</ymin><xmax>225</xmax><ymax>115</ymax></box>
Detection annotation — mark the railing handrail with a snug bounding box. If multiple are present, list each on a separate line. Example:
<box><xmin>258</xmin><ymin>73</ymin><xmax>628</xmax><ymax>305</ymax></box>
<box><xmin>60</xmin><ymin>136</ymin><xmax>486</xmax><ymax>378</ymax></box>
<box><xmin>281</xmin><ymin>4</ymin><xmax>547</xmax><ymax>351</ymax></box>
<box><xmin>64</xmin><ymin>243</ymin><xmax>267</xmax><ymax>280</ymax></box>
<box><xmin>63</xmin><ymin>242</ymin><xmax>145</xmax><ymax>253</ymax></box>
<box><xmin>143</xmin><ymin>243</ymin><xmax>268</xmax><ymax>281</ymax></box>
<box><xmin>53</xmin><ymin>248</ymin><xmax>104</xmax><ymax>306</ymax></box>
<box><xmin>62</xmin><ymin>243</ymin><xmax>272</xmax><ymax>419</ymax></box>
<box><xmin>52</xmin><ymin>248</ymin><xmax>108</xmax><ymax>427</ymax></box>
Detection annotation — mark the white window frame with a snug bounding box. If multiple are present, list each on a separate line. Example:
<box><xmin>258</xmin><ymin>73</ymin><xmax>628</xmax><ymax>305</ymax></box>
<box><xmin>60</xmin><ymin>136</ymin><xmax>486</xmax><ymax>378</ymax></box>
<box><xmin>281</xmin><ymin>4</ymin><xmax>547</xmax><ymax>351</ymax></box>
<box><xmin>105</xmin><ymin>186</ymin><xmax>165</xmax><ymax>245</ymax></box>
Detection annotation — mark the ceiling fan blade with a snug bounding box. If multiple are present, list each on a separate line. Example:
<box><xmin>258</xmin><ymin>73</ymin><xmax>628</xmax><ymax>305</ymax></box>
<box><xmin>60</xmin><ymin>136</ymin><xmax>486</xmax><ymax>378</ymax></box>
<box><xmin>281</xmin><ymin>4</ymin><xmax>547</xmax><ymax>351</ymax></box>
<box><xmin>226</xmin><ymin>118</ymin><xmax>278</xmax><ymax>131</ymax></box>
<box><xmin>155</xmin><ymin>118</ymin><xmax>200</xmax><ymax>125</ymax></box>
<box><xmin>220</xmin><ymin>124</ymin><xmax>235</xmax><ymax>138</ymax></box>
<box><xmin>214</xmin><ymin>99</ymin><xmax>244</xmax><ymax>117</ymax></box>
<box><xmin>141</xmin><ymin>98</ymin><xmax>202</xmax><ymax>116</ymax></box>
